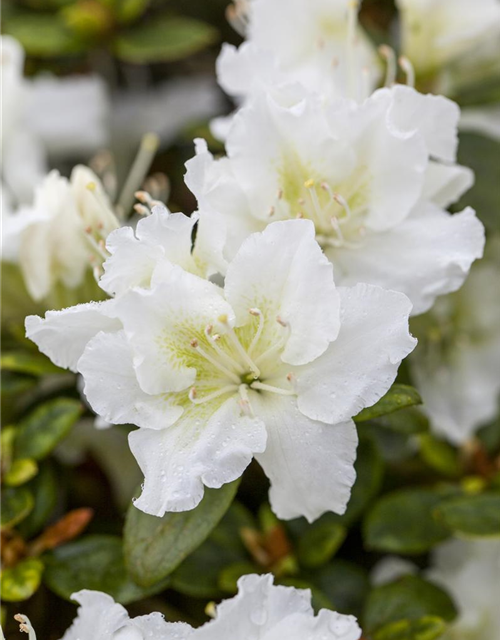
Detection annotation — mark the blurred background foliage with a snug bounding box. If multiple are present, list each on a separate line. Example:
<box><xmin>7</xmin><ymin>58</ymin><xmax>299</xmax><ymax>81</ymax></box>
<box><xmin>1</xmin><ymin>0</ymin><xmax>500</xmax><ymax>638</ymax></box>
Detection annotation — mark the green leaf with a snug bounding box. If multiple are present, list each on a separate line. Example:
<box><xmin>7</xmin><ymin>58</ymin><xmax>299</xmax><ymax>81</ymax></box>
<box><xmin>43</xmin><ymin>535</ymin><xmax>168</xmax><ymax>604</ymax></box>
<box><xmin>374</xmin><ymin>407</ymin><xmax>429</xmax><ymax>436</ymax></box>
<box><xmin>113</xmin><ymin>15</ymin><xmax>218</xmax><ymax>63</ymax></box>
<box><xmin>1</xmin><ymin>351</ymin><xmax>62</xmax><ymax>376</ymax></box>
<box><xmin>218</xmin><ymin>561</ymin><xmax>260</xmax><ymax>594</ymax></box>
<box><xmin>3</xmin><ymin>458</ymin><xmax>38</xmax><ymax>487</ymax></box>
<box><xmin>14</xmin><ymin>398</ymin><xmax>83</xmax><ymax>461</ymax></box>
<box><xmin>419</xmin><ymin>434</ymin><xmax>462</xmax><ymax>478</ymax></box>
<box><xmin>1</xmin><ymin>486</ymin><xmax>34</xmax><ymax>529</ymax></box>
<box><xmin>113</xmin><ymin>0</ymin><xmax>151</xmax><ymax>23</ymax></box>
<box><xmin>171</xmin><ymin>503</ymin><xmax>252</xmax><ymax>598</ymax></box>
<box><xmin>364</xmin><ymin>575</ymin><xmax>457</xmax><ymax>633</ymax></box>
<box><xmin>18</xmin><ymin>462</ymin><xmax>59</xmax><ymax>539</ymax></box>
<box><xmin>297</xmin><ymin>521</ymin><xmax>346</xmax><ymax>568</ymax></box>
<box><xmin>355</xmin><ymin>385</ymin><xmax>422</xmax><ymax>422</ymax></box>
<box><xmin>124</xmin><ymin>480</ymin><xmax>240</xmax><ymax>587</ymax></box>
<box><xmin>454</xmin><ymin>133</ymin><xmax>500</xmax><ymax>233</ymax></box>
<box><xmin>0</xmin><ymin>558</ymin><xmax>44</xmax><ymax>602</ymax></box>
<box><xmin>373</xmin><ymin>616</ymin><xmax>447</xmax><ymax>640</ymax></box>
<box><xmin>312</xmin><ymin>560</ymin><xmax>370</xmax><ymax>618</ymax></box>
<box><xmin>434</xmin><ymin>492</ymin><xmax>500</xmax><ymax>537</ymax></box>
<box><xmin>364</xmin><ymin>489</ymin><xmax>450</xmax><ymax>554</ymax></box>
<box><xmin>3</xmin><ymin>13</ymin><xmax>86</xmax><ymax>57</ymax></box>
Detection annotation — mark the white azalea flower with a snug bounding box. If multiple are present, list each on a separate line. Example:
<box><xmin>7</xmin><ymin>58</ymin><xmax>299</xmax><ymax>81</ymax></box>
<box><xmin>409</xmin><ymin>259</ymin><xmax>500</xmax><ymax>444</ymax></box>
<box><xmin>397</xmin><ymin>0</ymin><xmax>500</xmax><ymax>81</ymax></box>
<box><xmin>0</xmin><ymin>35</ymin><xmax>109</xmax><ymax>205</ymax></box>
<box><xmin>5</xmin><ymin>166</ymin><xmax>119</xmax><ymax>301</ymax></box>
<box><xmin>26</xmin><ymin>218</ymin><xmax>415</xmax><ymax>521</ymax></box>
<box><xmin>60</xmin><ymin>575</ymin><xmax>361</xmax><ymax>640</ymax></box>
<box><xmin>219</xmin><ymin>0</ymin><xmax>380</xmax><ymax>106</ymax></box>
<box><xmin>428</xmin><ymin>539</ymin><xmax>500</xmax><ymax>640</ymax></box>
<box><xmin>187</xmin><ymin>86</ymin><xmax>484</xmax><ymax>316</ymax></box>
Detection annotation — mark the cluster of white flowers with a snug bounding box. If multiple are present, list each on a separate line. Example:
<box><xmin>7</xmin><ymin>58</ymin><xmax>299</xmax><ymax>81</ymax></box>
<box><xmin>58</xmin><ymin>575</ymin><xmax>361</xmax><ymax>640</ymax></box>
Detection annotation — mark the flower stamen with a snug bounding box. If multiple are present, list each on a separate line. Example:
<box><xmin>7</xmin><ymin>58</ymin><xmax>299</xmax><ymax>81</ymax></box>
<box><xmin>379</xmin><ymin>44</ymin><xmax>397</xmax><ymax>87</ymax></box>
<box><xmin>250</xmin><ymin>381</ymin><xmax>295</xmax><ymax>395</ymax></box>
<box><xmin>218</xmin><ymin>316</ymin><xmax>261</xmax><ymax>379</ymax></box>
<box><xmin>248</xmin><ymin>308</ymin><xmax>265</xmax><ymax>356</ymax></box>
<box><xmin>189</xmin><ymin>385</ymin><xmax>238</xmax><ymax>405</ymax></box>
<box><xmin>190</xmin><ymin>338</ymin><xmax>241</xmax><ymax>384</ymax></box>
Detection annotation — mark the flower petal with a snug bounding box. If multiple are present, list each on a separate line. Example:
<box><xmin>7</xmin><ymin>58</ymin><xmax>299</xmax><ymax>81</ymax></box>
<box><xmin>330</xmin><ymin>204</ymin><xmax>485</xmax><ymax>315</ymax></box>
<box><xmin>224</xmin><ymin>219</ymin><xmax>340</xmax><ymax>366</ymax></box>
<box><xmin>422</xmin><ymin>161</ymin><xmax>474</xmax><ymax>208</ymax></box>
<box><xmin>78</xmin><ymin>330</ymin><xmax>183</xmax><ymax>430</ymax></box>
<box><xmin>296</xmin><ymin>284</ymin><xmax>416</xmax><ymax>425</ymax></box>
<box><xmin>62</xmin><ymin>590</ymin><xmax>128</xmax><ymax>640</ymax></box>
<box><xmin>25</xmin><ymin>300</ymin><xmax>120</xmax><ymax>372</ymax></box>
<box><xmin>130</xmin><ymin>396</ymin><xmax>266</xmax><ymax>515</ymax></box>
<box><xmin>252</xmin><ymin>393</ymin><xmax>357</xmax><ymax>521</ymax></box>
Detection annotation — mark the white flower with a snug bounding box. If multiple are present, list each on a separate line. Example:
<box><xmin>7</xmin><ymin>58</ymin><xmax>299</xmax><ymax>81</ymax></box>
<box><xmin>6</xmin><ymin>166</ymin><xmax>119</xmax><ymax>301</ymax></box>
<box><xmin>60</xmin><ymin>575</ymin><xmax>361</xmax><ymax>640</ymax></box>
<box><xmin>396</xmin><ymin>0</ymin><xmax>500</xmax><ymax>79</ymax></box>
<box><xmin>409</xmin><ymin>259</ymin><xmax>500</xmax><ymax>444</ymax></box>
<box><xmin>187</xmin><ymin>86</ymin><xmax>484</xmax><ymax>316</ymax></box>
<box><xmin>428</xmin><ymin>539</ymin><xmax>500</xmax><ymax>640</ymax></box>
<box><xmin>27</xmin><ymin>218</ymin><xmax>415</xmax><ymax>521</ymax></box>
<box><xmin>0</xmin><ymin>35</ymin><xmax>110</xmax><ymax>205</ymax></box>
<box><xmin>219</xmin><ymin>0</ymin><xmax>380</xmax><ymax>105</ymax></box>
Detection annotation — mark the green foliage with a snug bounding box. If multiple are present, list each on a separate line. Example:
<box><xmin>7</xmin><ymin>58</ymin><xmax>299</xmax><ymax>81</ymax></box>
<box><xmin>1</xmin><ymin>351</ymin><xmax>62</xmax><ymax>376</ymax></box>
<box><xmin>297</xmin><ymin>520</ymin><xmax>346</xmax><ymax>568</ymax></box>
<box><xmin>0</xmin><ymin>559</ymin><xmax>44</xmax><ymax>603</ymax></box>
<box><xmin>364</xmin><ymin>489</ymin><xmax>450</xmax><ymax>554</ymax></box>
<box><xmin>1</xmin><ymin>487</ymin><xmax>34</xmax><ymax>529</ymax></box>
<box><xmin>355</xmin><ymin>385</ymin><xmax>422</xmax><ymax>423</ymax></box>
<box><xmin>43</xmin><ymin>535</ymin><xmax>169</xmax><ymax>604</ymax></box>
<box><xmin>373</xmin><ymin>616</ymin><xmax>447</xmax><ymax>640</ymax></box>
<box><xmin>364</xmin><ymin>575</ymin><xmax>457</xmax><ymax>634</ymax></box>
<box><xmin>14</xmin><ymin>398</ymin><xmax>83</xmax><ymax>461</ymax></box>
<box><xmin>113</xmin><ymin>15</ymin><xmax>218</xmax><ymax>63</ymax></box>
<box><xmin>3</xmin><ymin>13</ymin><xmax>86</xmax><ymax>57</ymax></box>
<box><xmin>312</xmin><ymin>561</ymin><xmax>370</xmax><ymax>618</ymax></box>
<box><xmin>124</xmin><ymin>480</ymin><xmax>240</xmax><ymax>587</ymax></box>
<box><xmin>18</xmin><ymin>463</ymin><xmax>59</xmax><ymax>539</ymax></box>
<box><xmin>419</xmin><ymin>434</ymin><xmax>462</xmax><ymax>478</ymax></box>
<box><xmin>3</xmin><ymin>458</ymin><xmax>38</xmax><ymax>487</ymax></box>
<box><xmin>435</xmin><ymin>492</ymin><xmax>500</xmax><ymax>537</ymax></box>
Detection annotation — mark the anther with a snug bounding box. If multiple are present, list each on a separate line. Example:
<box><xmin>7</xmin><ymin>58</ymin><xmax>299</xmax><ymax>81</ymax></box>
<box><xmin>134</xmin><ymin>203</ymin><xmax>150</xmax><ymax>216</ymax></box>
<box><xmin>304</xmin><ymin>179</ymin><xmax>315</xmax><ymax>189</ymax></box>
<box><xmin>276</xmin><ymin>315</ymin><xmax>288</xmax><ymax>327</ymax></box>
<box><xmin>268</xmin><ymin>205</ymin><xmax>275</xmax><ymax>217</ymax></box>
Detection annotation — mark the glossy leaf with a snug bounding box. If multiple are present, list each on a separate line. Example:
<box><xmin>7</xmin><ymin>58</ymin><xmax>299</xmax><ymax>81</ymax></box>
<box><xmin>43</xmin><ymin>535</ymin><xmax>169</xmax><ymax>605</ymax></box>
<box><xmin>3</xmin><ymin>458</ymin><xmax>38</xmax><ymax>487</ymax></box>
<box><xmin>355</xmin><ymin>385</ymin><xmax>422</xmax><ymax>423</ymax></box>
<box><xmin>1</xmin><ymin>487</ymin><xmax>34</xmax><ymax>529</ymax></box>
<box><xmin>124</xmin><ymin>480</ymin><xmax>240</xmax><ymax>587</ymax></box>
<box><xmin>1</xmin><ymin>351</ymin><xmax>62</xmax><ymax>376</ymax></box>
<box><xmin>435</xmin><ymin>493</ymin><xmax>500</xmax><ymax>537</ymax></box>
<box><xmin>113</xmin><ymin>15</ymin><xmax>218</xmax><ymax>63</ymax></box>
<box><xmin>18</xmin><ymin>463</ymin><xmax>59</xmax><ymax>539</ymax></box>
<box><xmin>312</xmin><ymin>560</ymin><xmax>370</xmax><ymax>618</ymax></box>
<box><xmin>3</xmin><ymin>13</ymin><xmax>86</xmax><ymax>57</ymax></box>
<box><xmin>373</xmin><ymin>616</ymin><xmax>447</xmax><ymax>640</ymax></box>
<box><xmin>364</xmin><ymin>489</ymin><xmax>450</xmax><ymax>554</ymax></box>
<box><xmin>14</xmin><ymin>398</ymin><xmax>83</xmax><ymax>461</ymax></box>
<box><xmin>297</xmin><ymin>521</ymin><xmax>346</xmax><ymax>568</ymax></box>
<box><xmin>0</xmin><ymin>558</ymin><xmax>44</xmax><ymax>602</ymax></box>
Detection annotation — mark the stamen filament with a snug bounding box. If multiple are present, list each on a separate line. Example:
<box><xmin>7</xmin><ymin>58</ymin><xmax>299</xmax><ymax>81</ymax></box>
<box><xmin>399</xmin><ymin>56</ymin><xmax>415</xmax><ymax>88</ymax></box>
<box><xmin>189</xmin><ymin>385</ymin><xmax>238</xmax><ymax>405</ymax></box>
<box><xmin>219</xmin><ymin>317</ymin><xmax>261</xmax><ymax>378</ymax></box>
<box><xmin>254</xmin><ymin>318</ymin><xmax>291</xmax><ymax>365</ymax></box>
<box><xmin>250</xmin><ymin>381</ymin><xmax>295</xmax><ymax>396</ymax></box>
<box><xmin>238</xmin><ymin>384</ymin><xmax>254</xmax><ymax>416</ymax></box>
<box><xmin>248</xmin><ymin>308</ymin><xmax>264</xmax><ymax>356</ymax></box>
<box><xmin>205</xmin><ymin>325</ymin><xmax>245</xmax><ymax>374</ymax></box>
<box><xmin>84</xmin><ymin>228</ymin><xmax>109</xmax><ymax>260</ymax></box>
<box><xmin>190</xmin><ymin>339</ymin><xmax>241</xmax><ymax>384</ymax></box>
<box><xmin>379</xmin><ymin>45</ymin><xmax>397</xmax><ymax>87</ymax></box>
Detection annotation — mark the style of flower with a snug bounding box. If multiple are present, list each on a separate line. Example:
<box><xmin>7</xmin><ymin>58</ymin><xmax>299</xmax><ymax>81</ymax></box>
<box><xmin>187</xmin><ymin>85</ymin><xmax>484</xmax><ymax>316</ymax></box>
<box><xmin>428</xmin><ymin>539</ymin><xmax>500</xmax><ymax>640</ymax></box>
<box><xmin>4</xmin><ymin>166</ymin><xmax>119</xmax><ymax>302</ymax></box>
<box><xmin>409</xmin><ymin>258</ymin><xmax>500</xmax><ymax>444</ymax></box>
<box><xmin>396</xmin><ymin>0</ymin><xmax>500</xmax><ymax>83</ymax></box>
<box><xmin>26</xmin><ymin>217</ymin><xmax>416</xmax><ymax>521</ymax></box>
<box><xmin>60</xmin><ymin>575</ymin><xmax>361</xmax><ymax>640</ymax></box>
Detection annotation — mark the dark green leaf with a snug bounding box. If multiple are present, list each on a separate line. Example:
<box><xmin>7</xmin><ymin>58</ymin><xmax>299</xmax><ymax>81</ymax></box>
<box><xmin>435</xmin><ymin>493</ymin><xmax>500</xmax><ymax>537</ymax></box>
<box><xmin>218</xmin><ymin>561</ymin><xmax>259</xmax><ymax>595</ymax></box>
<box><xmin>364</xmin><ymin>575</ymin><xmax>457</xmax><ymax>633</ymax></box>
<box><xmin>374</xmin><ymin>407</ymin><xmax>429</xmax><ymax>436</ymax></box>
<box><xmin>113</xmin><ymin>15</ymin><xmax>218</xmax><ymax>63</ymax></box>
<box><xmin>364</xmin><ymin>489</ymin><xmax>450</xmax><ymax>554</ymax></box>
<box><xmin>18</xmin><ymin>462</ymin><xmax>59</xmax><ymax>539</ymax></box>
<box><xmin>0</xmin><ymin>559</ymin><xmax>44</xmax><ymax>602</ymax></box>
<box><xmin>1</xmin><ymin>486</ymin><xmax>34</xmax><ymax>529</ymax></box>
<box><xmin>14</xmin><ymin>398</ymin><xmax>83</xmax><ymax>461</ymax></box>
<box><xmin>1</xmin><ymin>351</ymin><xmax>62</xmax><ymax>376</ymax></box>
<box><xmin>297</xmin><ymin>521</ymin><xmax>346</xmax><ymax>568</ymax></box>
<box><xmin>3</xmin><ymin>13</ymin><xmax>86</xmax><ymax>57</ymax></box>
<box><xmin>43</xmin><ymin>535</ymin><xmax>168</xmax><ymax>604</ymax></box>
<box><xmin>124</xmin><ymin>480</ymin><xmax>240</xmax><ymax>587</ymax></box>
<box><xmin>355</xmin><ymin>385</ymin><xmax>422</xmax><ymax>423</ymax></box>
<box><xmin>312</xmin><ymin>560</ymin><xmax>370</xmax><ymax>618</ymax></box>
<box><xmin>419</xmin><ymin>434</ymin><xmax>462</xmax><ymax>478</ymax></box>
<box><xmin>373</xmin><ymin>616</ymin><xmax>447</xmax><ymax>640</ymax></box>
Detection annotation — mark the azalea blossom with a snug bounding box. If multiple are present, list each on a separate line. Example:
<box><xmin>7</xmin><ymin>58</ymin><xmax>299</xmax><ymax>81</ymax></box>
<box><xmin>428</xmin><ymin>539</ymin><xmax>500</xmax><ymax>639</ymax></box>
<box><xmin>26</xmin><ymin>218</ymin><xmax>415</xmax><ymax>521</ymax></box>
<box><xmin>4</xmin><ymin>166</ymin><xmax>119</xmax><ymax>302</ymax></box>
<box><xmin>396</xmin><ymin>0</ymin><xmax>500</xmax><ymax>83</ymax></box>
<box><xmin>0</xmin><ymin>35</ymin><xmax>109</xmax><ymax>205</ymax></box>
<box><xmin>187</xmin><ymin>86</ymin><xmax>484</xmax><ymax>316</ymax></box>
<box><xmin>59</xmin><ymin>575</ymin><xmax>361</xmax><ymax>640</ymax></box>
<box><xmin>409</xmin><ymin>257</ymin><xmax>500</xmax><ymax>444</ymax></box>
